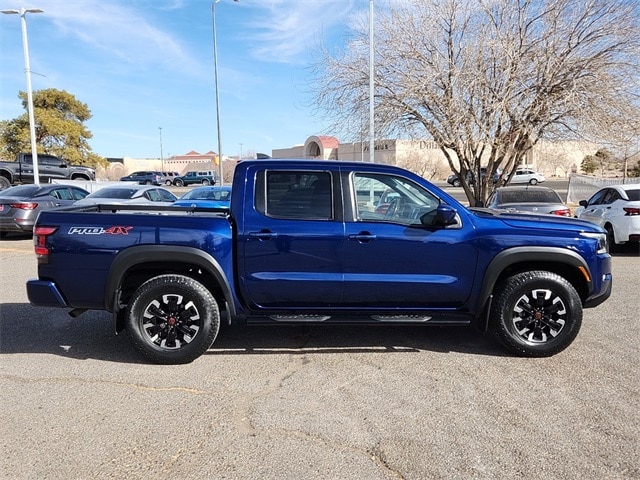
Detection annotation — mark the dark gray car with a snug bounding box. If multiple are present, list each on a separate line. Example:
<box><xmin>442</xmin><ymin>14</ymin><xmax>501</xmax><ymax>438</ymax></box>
<box><xmin>0</xmin><ymin>184</ymin><xmax>89</xmax><ymax>236</ymax></box>
<box><xmin>485</xmin><ymin>185</ymin><xmax>571</xmax><ymax>216</ymax></box>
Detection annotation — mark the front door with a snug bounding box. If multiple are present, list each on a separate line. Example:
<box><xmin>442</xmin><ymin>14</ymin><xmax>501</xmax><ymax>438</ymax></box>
<box><xmin>341</xmin><ymin>171</ymin><xmax>477</xmax><ymax>309</ymax></box>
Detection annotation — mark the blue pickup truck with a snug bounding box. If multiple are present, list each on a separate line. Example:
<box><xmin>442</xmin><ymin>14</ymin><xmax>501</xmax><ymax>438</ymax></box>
<box><xmin>27</xmin><ymin>159</ymin><xmax>612</xmax><ymax>364</ymax></box>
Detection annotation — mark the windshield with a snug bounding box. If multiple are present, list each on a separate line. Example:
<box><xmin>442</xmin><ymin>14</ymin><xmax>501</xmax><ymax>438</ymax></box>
<box><xmin>87</xmin><ymin>188</ymin><xmax>137</xmax><ymax>199</ymax></box>
<box><xmin>180</xmin><ymin>188</ymin><xmax>230</xmax><ymax>201</ymax></box>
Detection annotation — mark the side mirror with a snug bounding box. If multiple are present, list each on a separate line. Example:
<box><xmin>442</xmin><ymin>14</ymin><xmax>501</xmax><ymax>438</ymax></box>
<box><xmin>422</xmin><ymin>205</ymin><xmax>458</xmax><ymax>227</ymax></box>
<box><xmin>435</xmin><ymin>205</ymin><xmax>458</xmax><ymax>226</ymax></box>
<box><xmin>579</xmin><ymin>200</ymin><xmax>588</xmax><ymax>207</ymax></box>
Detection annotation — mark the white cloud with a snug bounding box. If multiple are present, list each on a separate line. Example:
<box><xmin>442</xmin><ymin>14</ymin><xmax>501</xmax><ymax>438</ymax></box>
<box><xmin>41</xmin><ymin>1</ymin><xmax>202</xmax><ymax>74</ymax></box>
<box><xmin>243</xmin><ymin>0</ymin><xmax>356</xmax><ymax>63</ymax></box>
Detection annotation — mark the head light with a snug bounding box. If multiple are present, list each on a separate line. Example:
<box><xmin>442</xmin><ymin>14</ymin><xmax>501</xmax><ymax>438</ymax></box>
<box><xmin>581</xmin><ymin>232</ymin><xmax>607</xmax><ymax>254</ymax></box>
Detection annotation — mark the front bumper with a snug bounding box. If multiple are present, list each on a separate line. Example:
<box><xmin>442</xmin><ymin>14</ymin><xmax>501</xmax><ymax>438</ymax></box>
<box><xmin>584</xmin><ymin>252</ymin><xmax>613</xmax><ymax>308</ymax></box>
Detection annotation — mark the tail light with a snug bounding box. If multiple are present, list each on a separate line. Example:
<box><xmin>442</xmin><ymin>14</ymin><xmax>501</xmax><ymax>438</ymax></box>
<box><xmin>551</xmin><ymin>208</ymin><xmax>572</xmax><ymax>217</ymax></box>
<box><xmin>11</xmin><ymin>202</ymin><xmax>38</xmax><ymax>210</ymax></box>
<box><xmin>33</xmin><ymin>226</ymin><xmax>58</xmax><ymax>263</ymax></box>
<box><xmin>623</xmin><ymin>207</ymin><xmax>640</xmax><ymax>216</ymax></box>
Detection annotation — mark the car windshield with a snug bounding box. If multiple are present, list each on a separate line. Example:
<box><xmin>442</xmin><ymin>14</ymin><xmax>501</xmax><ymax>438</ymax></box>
<box><xmin>626</xmin><ymin>189</ymin><xmax>640</xmax><ymax>201</ymax></box>
<box><xmin>181</xmin><ymin>189</ymin><xmax>230</xmax><ymax>201</ymax></box>
<box><xmin>500</xmin><ymin>190</ymin><xmax>561</xmax><ymax>203</ymax></box>
<box><xmin>87</xmin><ymin>188</ymin><xmax>137</xmax><ymax>199</ymax></box>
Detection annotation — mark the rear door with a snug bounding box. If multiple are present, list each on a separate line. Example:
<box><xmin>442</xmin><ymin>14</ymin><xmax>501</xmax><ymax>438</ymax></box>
<box><xmin>237</xmin><ymin>166</ymin><xmax>344</xmax><ymax>309</ymax></box>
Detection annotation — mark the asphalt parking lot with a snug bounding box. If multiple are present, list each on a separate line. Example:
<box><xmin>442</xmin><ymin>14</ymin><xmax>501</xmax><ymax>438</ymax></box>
<box><xmin>0</xmin><ymin>235</ymin><xmax>638</xmax><ymax>480</ymax></box>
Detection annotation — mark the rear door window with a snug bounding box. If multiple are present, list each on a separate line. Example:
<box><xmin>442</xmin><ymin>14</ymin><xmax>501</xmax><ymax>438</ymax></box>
<box><xmin>256</xmin><ymin>170</ymin><xmax>333</xmax><ymax>220</ymax></box>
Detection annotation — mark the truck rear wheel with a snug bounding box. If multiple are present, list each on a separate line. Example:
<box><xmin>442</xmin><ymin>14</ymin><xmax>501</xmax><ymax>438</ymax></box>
<box><xmin>489</xmin><ymin>271</ymin><xmax>582</xmax><ymax>357</ymax></box>
<box><xmin>126</xmin><ymin>274</ymin><xmax>220</xmax><ymax>364</ymax></box>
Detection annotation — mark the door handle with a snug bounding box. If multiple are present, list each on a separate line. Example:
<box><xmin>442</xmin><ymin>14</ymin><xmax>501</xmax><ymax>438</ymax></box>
<box><xmin>348</xmin><ymin>232</ymin><xmax>376</xmax><ymax>243</ymax></box>
<box><xmin>248</xmin><ymin>231</ymin><xmax>278</xmax><ymax>241</ymax></box>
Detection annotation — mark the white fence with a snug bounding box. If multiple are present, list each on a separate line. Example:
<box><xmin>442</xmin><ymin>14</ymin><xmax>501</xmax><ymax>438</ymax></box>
<box><xmin>567</xmin><ymin>174</ymin><xmax>640</xmax><ymax>205</ymax></box>
<box><xmin>51</xmin><ymin>179</ymin><xmax>135</xmax><ymax>193</ymax></box>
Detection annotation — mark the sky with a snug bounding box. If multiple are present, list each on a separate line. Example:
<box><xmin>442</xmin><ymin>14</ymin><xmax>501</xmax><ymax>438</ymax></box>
<box><xmin>0</xmin><ymin>0</ymin><xmax>374</xmax><ymax>160</ymax></box>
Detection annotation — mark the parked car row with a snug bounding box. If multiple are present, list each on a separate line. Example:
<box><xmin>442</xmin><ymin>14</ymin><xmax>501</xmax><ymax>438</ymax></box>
<box><xmin>446</xmin><ymin>167</ymin><xmax>502</xmax><ymax>187</ymax></box>
<box><xmin>119</xmin><ymin>170</ymin><xmax>218</xmax><ymax>187</ymax></box>
<box><xmin>119</xmin><ymin>171</ymin><xmax>167</xmax><ymax>186</ymax></box>
<box><xmin>0</xmin><ymin>184</ymin><xmax>232</xmax><ymax>236</ymax></box>
<box><xmin>447</xmin><ymin>168</ymin><xmax>545</xmax><ymax>187</ymax></box>
<box><xmin>482</xmin><ymin>181</ymin><xmax>639</xmax><ymax>253</ymax></box>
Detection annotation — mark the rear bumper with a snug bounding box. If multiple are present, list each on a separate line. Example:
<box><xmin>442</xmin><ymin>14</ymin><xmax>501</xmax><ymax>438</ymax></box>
<box><xmin>26</xmin><ymin>279</ymin><xmax>69</xmax><ymax>308</ymax></box>
<box><xmin>0</xmin><ymin>217</ymin><xmax>33</xmax><ymax>233</ymax></box>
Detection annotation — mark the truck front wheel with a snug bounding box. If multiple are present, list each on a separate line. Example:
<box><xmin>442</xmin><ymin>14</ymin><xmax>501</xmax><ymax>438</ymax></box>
<box><xmin>489</xmin><ymin>271</ymin><xmax>582</xmax><ymax>357</ymax></box>
<box><xmin>126</xmin><ymin>274</ymin><xmax>220</xmax><ymax>364</ymax></box>
<box><xmin>0</xmin><ymin>176</ymin><xmax>11</xmax><ymax>190</ymax></box>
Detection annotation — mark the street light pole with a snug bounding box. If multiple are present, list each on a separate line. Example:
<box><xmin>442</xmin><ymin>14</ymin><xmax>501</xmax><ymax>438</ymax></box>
<box><xmin>212</xmin><ymin>0</ymin><xmax>239</xmax><ymax>185</ymax></box>
<box><xmin>158</xmin><ymin>127</ymin><xmax>164</xmax><ymax>172</ymax></box>
<box><xmin>369</xmin><ymin>0</ymin><xmax>375</xmax><ymax>163</ymax></box>
<box><xmin>2</xmin><ymin>7</ymin><xmax>43</xmax><ymax>184</ymax></box>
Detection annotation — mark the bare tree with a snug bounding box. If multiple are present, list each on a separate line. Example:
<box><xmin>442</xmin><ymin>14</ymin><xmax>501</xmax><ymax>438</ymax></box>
<box><xmin>397</xmin><ymin>148</ymin><xmax>448</xmax><ymax>181</ymax></box>
<box><xmin>311</xmin><ymin>0</ymin><xmax>640</xmax><ymax>205</ymax></box>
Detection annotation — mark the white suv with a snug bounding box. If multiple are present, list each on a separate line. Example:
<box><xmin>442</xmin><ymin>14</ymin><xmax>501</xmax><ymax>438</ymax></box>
<box><xmin>508</xmin><ymin>169</ymin><xmax>546</xmax><ymax>185</ymax></box>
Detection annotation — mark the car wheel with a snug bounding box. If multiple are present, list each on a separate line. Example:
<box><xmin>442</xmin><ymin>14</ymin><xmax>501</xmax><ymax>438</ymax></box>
<box><xmin>452</xmin><ymin>179</ymin><xmax>461</xmax><ymax>187</ymax></box>
<box><xmin>202</xmin><ymin>179</ymin><xmax>211</xmax><ymax>186</ymax></box>
<box><xmin>125</xmin><ymin>274</ymin><xmax>220</xmax><ymax>364</ymax></box>
<box><xmin>0</xmin><ymin>176</ymin><xmax>11</xmax><ymax>190</ymax></box>
<box><xmin>529</xmin><ymin>179</ymin><xmax>538</xmax><ymax>185</ymax></box>
<box><xmin>174</xmin><ymin>179</ymin><xmax>184</xmax><ymax>187</ymax></box>
<box><xmin>165</xmin><ymin>180</ymin><xmax>172</xmax><ymax>186</ymax></box>
<box><xmin>145</xmin><ymin>180</ymin><xmax>152</xmax><ymax>185</ymax></box>
<box><xmin>605</xmin><ymin>224</ymin><xmax>621</xmax><ymax>253</ymax></box>
<box><xmin>489</xmin><ymin>270</ymin><xmax>582</xmax><ymax>357</ymax></box>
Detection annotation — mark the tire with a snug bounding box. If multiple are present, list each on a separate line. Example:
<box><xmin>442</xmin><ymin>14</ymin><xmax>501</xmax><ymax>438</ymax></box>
<box><xmin>529</xmin><ymin>179</ymin><xmax>538</xmax><ymax>185</ymax></box>
<box><xmin>174</xmin><ymin>179</ymin><xmax>184</xmax><ymax>187</ymax></box>
<box><xmin>489</xmin><ymin>271</ymin><xmax>582</xmax><ymax>357</ymax></box>
<box><xmin>0</xmin><ymin>176</ymin><xmax>11</xmax><ymax>190</ymax></box>
<box><xmin>165</xmin><ymin>179</ymin><xmax>172</xmax><ymax>186</ymax></box>
<box><xmin>452</xmin><ymin>178</ymin><xmax>461</xmax><ymax>187</ymax></box>
<box><xmin>605</xmin><ymin>224</ymin><xmax>621</xmax><ymax>253</ymax></box>
<box><xmin>145</xmin><ymin>180</ymin><xmax>152</xmax><ymax>185</ymax></box>
<box><xmin>202</xmin><ymin>179</ymin><xmax>211</xmax><ymax>186</ymax></box>
<box><xmin>126</xmin><ymin>274</ymin><xmax>220</xmax><ymax>364</ymax></box>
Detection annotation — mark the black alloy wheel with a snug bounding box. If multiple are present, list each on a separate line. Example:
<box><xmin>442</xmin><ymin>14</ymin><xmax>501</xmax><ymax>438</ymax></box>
<box><xmin>126</xmin><ymin>274</ymin><xmax>220</xmax><ymax>364</ymax></box>
<box><xmin>489</xmin><ymin>271</ymin><xmax>582</xmax><ymax>357</ymax></box>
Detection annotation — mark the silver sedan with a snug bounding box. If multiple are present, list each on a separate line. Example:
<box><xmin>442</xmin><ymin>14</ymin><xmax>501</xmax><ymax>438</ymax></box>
<box><xmin>485</xmin><ymin>185</ymin><xmax>571</xmax><ymax>216</ymax></box>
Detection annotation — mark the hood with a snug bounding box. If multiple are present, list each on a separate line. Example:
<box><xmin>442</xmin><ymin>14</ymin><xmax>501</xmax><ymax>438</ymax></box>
<box><xmin>470</xmin><ymin>207</ymin><xmax>604</xmax><ymax>233</ymax></box>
